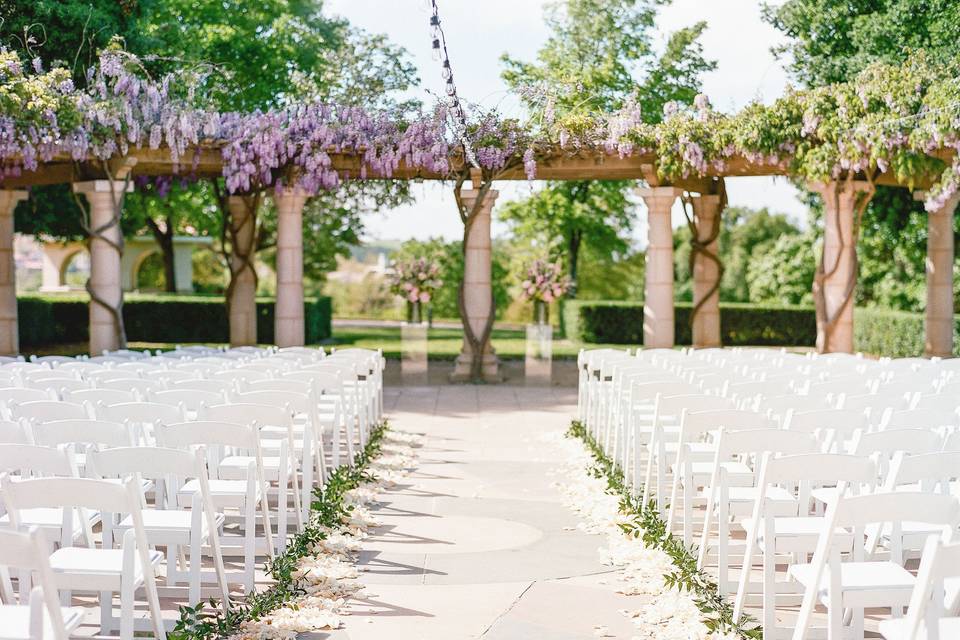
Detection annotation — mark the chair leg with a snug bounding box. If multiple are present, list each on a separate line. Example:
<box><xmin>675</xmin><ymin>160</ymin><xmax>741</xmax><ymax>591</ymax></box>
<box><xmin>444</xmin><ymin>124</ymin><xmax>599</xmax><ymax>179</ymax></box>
<box><xmin>99</xmin><ymin>590</ymin><xmax>113</xmax><ymax>634</ymax></box>
<box><xmin>189</xmin><ymin>534</ymin><xmax>201</xmax><ymax>606</ymax></box>
<box><xmin>762</xmin><ymin>545</ymin><xmax>776</xmax><ymax>636</ymax></box>
<box><xmin>120</xmin><ymin>576</ymin><xmax>135</xmax><ymax>640</ymax></box>
<box><xmin>717</xmin><ymin>496</ymin><xmax>729</xmax><ymax>593</ymax></box>
<box><xmin>243</xmin><ymin>501</ymin><xmax>256</xmax><ymax>593</ymax></box>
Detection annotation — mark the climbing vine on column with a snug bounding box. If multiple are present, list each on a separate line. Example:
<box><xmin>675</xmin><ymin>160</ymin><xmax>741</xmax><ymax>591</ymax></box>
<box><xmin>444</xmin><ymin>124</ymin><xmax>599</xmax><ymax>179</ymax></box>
<box><xmin>811</xmin><ymin>175</ymin><xmax>875</xmax><ymax>352</ymax></box>
<box><xmin>213</xmin><ymin>181</ymin><xmax>262</xmax><ymax>319</ymax></box>
<box><xmin>453</xmin><ymin>170</ymin><xmax>495</xmax><ymax>383</ymax></box>
<box><xmin>680</xmin><ymin>180</ymin><xmax>726</xmax><ymax>330</ymax></box>
<box><xmin>72</xmin><ymin>162</ymin><xmax>132</xmax><ymax>349</ymax></box>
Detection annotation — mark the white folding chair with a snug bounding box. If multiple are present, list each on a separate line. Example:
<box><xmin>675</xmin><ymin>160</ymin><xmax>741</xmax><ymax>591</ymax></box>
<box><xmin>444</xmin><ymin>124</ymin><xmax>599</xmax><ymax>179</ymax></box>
<box><xmin>63</xmin><ymin>388</ymin><xmax>137</xmax><ymax>408</ymax></box>
<box><xmin>12</xmin><ymin>401</ymin><xmax>89</xmax><ymax>425</ymax></box>
<box><xmin>1</xmin><ymin>477</ymin><xmax>167</xmax><ymax>640</ymax></box>
<box><xmin>159</xmin><ymin>420</ymin><xmax>274</xmax><ymax>592</ymax></box>
<box><xmin>697</xmin><ymin>428</ymin><xmax>821</xmax><ymax>594</ymax></box>
<box><xmin>733</xmin><ymin>453</ymin><xmax>877</xmax><ymax>636</ymax></box>
<box><xmin>199</xmin><ymin>403</ymin><xmax>302</xmax><ymax>549</ymax></box>
<box><xmin>792</xmin><ymin>491</ymin><xmax>960</xmax><ymax>640</ymax></box>
<box><xmin>0</xmin><ymin>527</ymin><xmax>85</xmax><ymax>640</ymax></box>
<box><xmin>88</xmin><ymin>446</ymin><xmax>231</xmax><ymax>608</ymax></box>
<box><xmin>879</xmin><ymin>537</ymin><xmax>960</xmax><ymax>640</ymax></box>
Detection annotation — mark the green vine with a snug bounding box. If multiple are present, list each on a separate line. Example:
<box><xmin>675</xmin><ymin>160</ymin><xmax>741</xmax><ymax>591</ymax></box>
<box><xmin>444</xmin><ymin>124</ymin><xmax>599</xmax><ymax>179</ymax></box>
<box><xmin>171</xmin><ymin>422</ymin><xmax>389</xmax><ymax>640</ymax></box>
<box><xmin>567</xmin><ymin>420</ymin><xmax>762</xmax><ymax>640</ymax></box>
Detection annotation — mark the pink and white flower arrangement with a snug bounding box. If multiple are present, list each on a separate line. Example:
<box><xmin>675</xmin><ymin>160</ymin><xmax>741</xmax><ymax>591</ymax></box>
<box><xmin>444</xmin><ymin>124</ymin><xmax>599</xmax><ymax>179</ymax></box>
<box><xmin>520</xmin><ymin>259</ymin><xmax>572</xmax><ymax>304</ymax></box>
<box><xmin>388</xmin><ymin>257</ymin><xmax>443</xmax><ymax>305</ymax></box>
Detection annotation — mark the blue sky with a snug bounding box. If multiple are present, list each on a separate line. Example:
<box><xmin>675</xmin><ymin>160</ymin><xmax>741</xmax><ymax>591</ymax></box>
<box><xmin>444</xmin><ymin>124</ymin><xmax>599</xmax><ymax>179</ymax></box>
<box><xmin>325</xmin><ymin>0</ymin><xmax>805</xmax><ymax>247</ymax></box>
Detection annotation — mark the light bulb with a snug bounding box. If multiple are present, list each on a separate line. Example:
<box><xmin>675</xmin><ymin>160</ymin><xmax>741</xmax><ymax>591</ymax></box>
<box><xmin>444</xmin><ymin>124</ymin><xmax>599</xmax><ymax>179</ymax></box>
<box><xmin>431</xmin><ymin>42</ymin><xmax>441</xmax><ymax>61</ymax></box>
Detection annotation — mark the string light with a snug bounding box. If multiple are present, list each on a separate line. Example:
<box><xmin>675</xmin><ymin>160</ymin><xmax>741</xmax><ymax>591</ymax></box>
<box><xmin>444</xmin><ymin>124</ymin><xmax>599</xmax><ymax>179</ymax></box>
<box><xmin>427</xmin><ymin>0</ymin><xmax>479</xmax><ymax>169</ymax></box>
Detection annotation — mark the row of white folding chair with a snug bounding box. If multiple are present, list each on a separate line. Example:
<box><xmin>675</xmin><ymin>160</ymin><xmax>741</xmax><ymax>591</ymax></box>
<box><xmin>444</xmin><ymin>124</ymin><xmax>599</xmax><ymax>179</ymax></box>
<box><xmin>880</xmin><ymin>536</ymin><xmax>960</xmax><ymax>640</ymax></box>
<box><xmin>2</xmin><ymin>388</ymin><xmax>312</xmax><ymax>556</ymax></box>
<box><xmin>0</xmin><ymin>526</ymin><xmax>85</xmax><ymax>640</ymax></box>
<box><xmin>0</xmin><ymin>476</ymin><xmax>167</xmax><ymax>640</ymax></box>
<box><xmin>729</xmin><ymin>450</ymin><xmax>960</xmax><ymax>640</ymax></box>
<box><xmin>793</xmin><ymin>489</ymin><xmax>960</xmax><ymax>640</ymax></box>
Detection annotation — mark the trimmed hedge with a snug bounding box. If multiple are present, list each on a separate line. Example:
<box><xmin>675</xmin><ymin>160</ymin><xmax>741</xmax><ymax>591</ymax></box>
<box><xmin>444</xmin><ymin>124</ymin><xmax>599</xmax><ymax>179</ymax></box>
<box><xmin>560</xmin><ymin>299</ymin><xmax>960</xmax><ymax>356</ymax></box>
<box><xmin>18</xmin><ymin>294</ymin><xmax>333</xmax><ymax>347</ymax></box>
<box><xmin>561</xmin><ymin>300</ymin><xmax>816</xmax><ymax>346</ymax></box>
<box><xmin>853</xmin><ymin>307</ymin><xmax>928</xmax><ymax>358</ymax></box>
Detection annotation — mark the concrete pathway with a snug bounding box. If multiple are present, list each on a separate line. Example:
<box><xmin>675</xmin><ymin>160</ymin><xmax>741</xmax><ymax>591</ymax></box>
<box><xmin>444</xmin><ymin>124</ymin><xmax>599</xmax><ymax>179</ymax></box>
<box><xmin>325</xmin><ymin>385</ymin><xmax>637</xmax><ymax>640</ymax></box>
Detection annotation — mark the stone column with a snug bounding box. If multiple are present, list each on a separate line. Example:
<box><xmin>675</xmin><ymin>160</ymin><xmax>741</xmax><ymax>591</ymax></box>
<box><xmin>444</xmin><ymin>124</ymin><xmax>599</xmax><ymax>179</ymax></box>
<box><xmin>690</xmin><ymin>194</ymin><xmax>722</xmax><ymax>348</ymax></box>
<box><xmin>638</xmin><ymin>187</ymin><xmax>683</xmax><ymax>348</ymax></box>
<box><xmin>74</xmin><ymin>180</ymin><xmax>132</xmax><ymax>356</ymax></box>
<box><xmin>274</xmin><ymin>189</ymin><xmax>308</xmax><ymax>347</ymax></box>
<box><xmin>919</xmin><ymin>191</ymin><xmax>958</xmax><ymax>358</ymax></box>
<box><xmin>0</xmin><ymin>190</ymin><xmax>28</xmax><ymax>356</ymax></box>
<box><xmin>451</xmin><ymin>187</ymin><xmax>500</xmax><ymax>382</ymax></box>
<box><xmin>809</xmin><ymin>181</ymin><xmax>874</xmax><ymax>353</ymax></box>
<box><xmin>227</xmin><ymin>196</ymin><xmax>259</xmax><ymax>347</ymax></box>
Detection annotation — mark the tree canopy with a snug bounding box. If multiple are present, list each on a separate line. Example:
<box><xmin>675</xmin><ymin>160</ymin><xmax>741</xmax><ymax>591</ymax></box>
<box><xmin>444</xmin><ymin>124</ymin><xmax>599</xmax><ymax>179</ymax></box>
<box><xmin>499</xmin><ymin>0</ymin><xmax>715</xmax><ymax>295</ymax></box>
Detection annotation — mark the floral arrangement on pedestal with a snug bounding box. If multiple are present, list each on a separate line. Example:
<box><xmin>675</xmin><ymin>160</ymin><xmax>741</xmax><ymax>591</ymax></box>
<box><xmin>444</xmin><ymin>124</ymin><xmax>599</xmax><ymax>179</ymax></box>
<box><xmin>520</xmin><ymin>259</ymin><xmax>572</xmax><ymax>325</ymax></box>
<box><xmin>388</xmin><ymin>257</ymin><xmax>443</xmax><ymax>324</ymax></box>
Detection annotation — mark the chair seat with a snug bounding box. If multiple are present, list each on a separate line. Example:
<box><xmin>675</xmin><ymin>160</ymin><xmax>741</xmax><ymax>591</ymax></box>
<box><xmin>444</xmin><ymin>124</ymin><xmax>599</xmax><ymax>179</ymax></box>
<box><xmin>118</xmin><ymin>509</ymin><xmax>224</xmax><ymax>542</ymax></box>
<box><xmin>0</xmin><ymin>508</ymin><xmax>101</xmax><ymax>541</ymax></box>
<box><xmin>789</xmin><ymin>561</ymin><xmax>915</xmax><ymax>608</ymax></box>
<box><xmin>702</xmin><ymin>486</ymin><xmax>798</xmax><ymax>516</ymax></box>
<box><xmin>217</xmin><ymin>456</ymin><xmax>289</xmax><ymax>480</ymax></box>
<box><xmin>178</xmin><ymin>479</ymin><xmax>256</xmax><ymax>509</ymax></box>
<box><xmin>743</xmin><ymin>516</ymin><xmax>854</xmax><ymax>553</ymax></box>
<box><xmin>49</xmin><ymin>547</ymin><xmax>164</xmax><ymax>591</ymax></box>
<box><xmin>879</xmin><ymin>616</ymin><xmax>960</xmax><ymax>640</ymax></box>
<box><xmin>0</xmin><ymin>603</ymin><xmax>86</xmax><ymax>639</ymax></box>
<box><xmin>676</xmin><ymin>461</ymin><xmax>754</xmax><ymax>486</ymax></box>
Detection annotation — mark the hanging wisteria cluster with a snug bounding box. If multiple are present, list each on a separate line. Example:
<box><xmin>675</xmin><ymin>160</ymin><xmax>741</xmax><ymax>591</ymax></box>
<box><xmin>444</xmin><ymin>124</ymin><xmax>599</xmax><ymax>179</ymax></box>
<box><xmin>2</xmin><ymin>43</ymin><xmax>960</xmax><ymax>209</ymax></box>
<box><xmin>597</xmin><ymin>50</ymin><xmax>960</xmax><ymax>210</ymax></box>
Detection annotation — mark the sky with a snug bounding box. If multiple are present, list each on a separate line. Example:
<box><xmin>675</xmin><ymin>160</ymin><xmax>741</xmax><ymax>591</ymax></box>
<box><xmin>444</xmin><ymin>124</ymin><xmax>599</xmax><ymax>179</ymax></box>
<box><xmin>324</xmin><ymin>0</ymin><xmax>805</xmax><ymax>247</ymax></box>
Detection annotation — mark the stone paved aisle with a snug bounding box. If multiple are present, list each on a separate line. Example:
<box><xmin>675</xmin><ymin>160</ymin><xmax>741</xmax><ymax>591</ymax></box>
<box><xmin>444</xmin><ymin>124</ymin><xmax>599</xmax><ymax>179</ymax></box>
<box><xmin>324</xmin><ymin>385</ymin><xmax>637</xmax><ymax>640</ymax></box>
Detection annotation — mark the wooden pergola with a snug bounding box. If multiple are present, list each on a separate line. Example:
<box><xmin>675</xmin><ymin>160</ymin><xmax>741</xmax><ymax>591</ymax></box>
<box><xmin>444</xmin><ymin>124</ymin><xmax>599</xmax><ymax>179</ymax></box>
<box><xmin>1</xmin><ymin>144</ymin><xmax>954</xmax><ymax>372</ymax></box>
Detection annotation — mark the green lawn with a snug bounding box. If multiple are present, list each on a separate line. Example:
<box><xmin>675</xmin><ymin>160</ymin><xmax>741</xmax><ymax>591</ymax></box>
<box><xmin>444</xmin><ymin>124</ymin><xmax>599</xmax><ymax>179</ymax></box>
<box><xmin>327</xmin><ymin>326</ymin><xmax>624</xmax><ymax>360</ymax></box>
<box><xmin>23</xmin><ymin>326</ymin><xmax>626</xmax><ymax>359</ymax></box>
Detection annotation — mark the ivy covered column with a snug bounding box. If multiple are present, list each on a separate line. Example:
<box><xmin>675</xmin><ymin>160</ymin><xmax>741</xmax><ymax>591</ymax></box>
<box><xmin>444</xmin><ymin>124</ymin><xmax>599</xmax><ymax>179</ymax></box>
<box><xmin>0</xmin><ymin>190</ymin><xmax>28</xmax><ymax>356</ymax></box>
<box><xmin>639</xmin><ymin>186</ymin><xmax>683</xmax><ymax>348</ymax></box>
<box><xmin>690</xmin><ymin>194</ymin><xmax>723</xmax><ymax>348</ymax></box>
<box><xmin>920</xmin><ymin>191</ymin><xmax>958</xmax><ymax>358</ymax></box>
<box><xmin>227</xmin><ymin>195</ymin><xmax>259</xmax><ymax>347</ymax></box>
<box><xmin>809</xmin><ymin>180</ymin><xmax>874</xmax><ymax>354</ymax></box>
<box><xmin>74</xmin><ymin>180</ymin><xmax>132</xmax><ymax>356</ymax></box>
<box><xmin>274</xmin><ymin>189</ymin><xmax>308</xmax><ymax>348</ymax></box>
<box><xmin>451</xmin><ymin>186</ymin><xmax>500</xmax><ymax>382</ymax></box>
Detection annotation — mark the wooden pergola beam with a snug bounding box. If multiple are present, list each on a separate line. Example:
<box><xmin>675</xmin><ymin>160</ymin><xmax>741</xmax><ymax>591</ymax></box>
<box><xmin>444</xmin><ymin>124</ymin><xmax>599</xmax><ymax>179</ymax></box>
<box><xmin>1</xmin><ymin>145</ymin><xmax>948</xmax><ymax>190</ymax></box>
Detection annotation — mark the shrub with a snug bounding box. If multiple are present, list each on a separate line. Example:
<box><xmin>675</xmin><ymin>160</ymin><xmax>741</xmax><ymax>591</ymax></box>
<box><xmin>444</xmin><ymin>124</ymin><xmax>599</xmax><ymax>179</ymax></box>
<box><xmin>853</xmin><ymin>307</ymin><xmax>926</xmax><ymax>357</ymax></box>
<box><xmin>18</xmin><ymin>294</ymin><xmax>332</xmax><ymax>347</ymax></box>
<box><xmin>561</xmin><ymin>300</ymin><xmax>816</xmax><ymax>346</ymax></box>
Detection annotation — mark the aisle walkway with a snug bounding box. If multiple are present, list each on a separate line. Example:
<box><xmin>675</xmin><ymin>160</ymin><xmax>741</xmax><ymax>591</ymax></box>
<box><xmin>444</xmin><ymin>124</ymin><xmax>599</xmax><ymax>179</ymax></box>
<box><xmin>328</xmin><ymin>385</ymin><xmax>636</xmax><ymax>639</ymax></box>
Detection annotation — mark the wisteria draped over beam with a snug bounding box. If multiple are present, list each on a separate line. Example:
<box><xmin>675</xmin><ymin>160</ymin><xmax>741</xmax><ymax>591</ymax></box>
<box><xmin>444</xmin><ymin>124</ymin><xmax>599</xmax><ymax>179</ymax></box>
<box><xmin>600</xmin><ymin>51</ymin><xmax>960</xmax><ymax>210</ymax></box>
<box><xmin>2</xmin><ymin>44</ymin><xmax>960</xmax><ymax>208</ymax></box>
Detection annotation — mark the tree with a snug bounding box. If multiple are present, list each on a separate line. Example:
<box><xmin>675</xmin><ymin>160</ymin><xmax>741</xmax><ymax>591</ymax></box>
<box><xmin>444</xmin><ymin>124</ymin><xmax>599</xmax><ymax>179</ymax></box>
<box><xmin>498</xmin><ymin>181</ymin><xmax>632</xmax><ymax>292</ymax></box>
<box><xmin>764</xmin><ymin>0</ymin><xmax>960</xmax><ymax>313</ymax></box>
<box><xmin>746</xmin><ymin>233</ymin><xmax>817</xmax><ymax>305</ymax></box>
<box><xmin>675</xmin><ymin>206</ymin><xmax>803</xmax><ymax>301</ymax></box>
<box><xmin>139</xmin><ymin>2</ymin><xmax>418</xmax><ymax>323</ymax></box>
<box><xmin>500</xmin><ymin>0</ymin><xmax>716</xmax><ymax>295</ymax></box>
<box><xmin>763</xmin><ymin>0</ymin><xmax>960</xmax><ymax>87</ymax></box>
<box><xmin>0</xmin><ymin>0</ymin><xmax>152</xmax><ymax>82</ymax></box>
<box><xmin>123</xmin><ymin>179</ymin><xmax>220</xmax><ymax>292</ymax></box>
<box><xmin>141</xmin><ymin>0</ymin><xmax>345</xmax><ymax>112</ymax></box>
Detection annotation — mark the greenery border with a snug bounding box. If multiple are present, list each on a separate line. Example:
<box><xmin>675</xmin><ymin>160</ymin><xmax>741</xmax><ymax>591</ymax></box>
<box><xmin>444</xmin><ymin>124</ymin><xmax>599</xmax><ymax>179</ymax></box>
<box><xmin>171</xmin><ymin>422</ymin><xmax>389</xmax><ymax>640</ymax></box>
<box><xmin>567</xmin><ymin>420</ymin><xmax>761</xmax><ymax>639</ymax></box>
